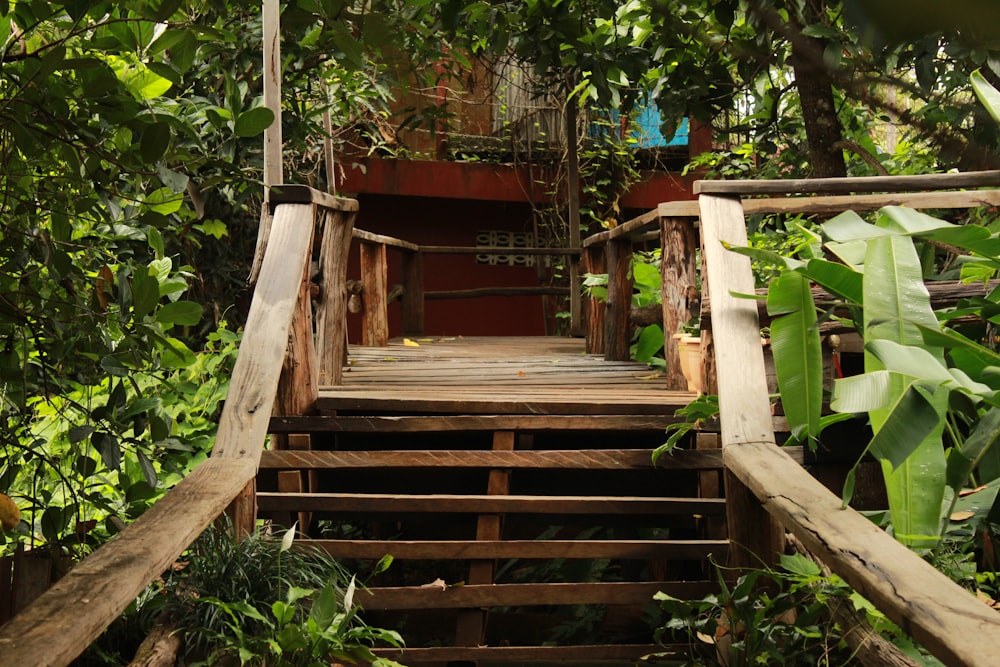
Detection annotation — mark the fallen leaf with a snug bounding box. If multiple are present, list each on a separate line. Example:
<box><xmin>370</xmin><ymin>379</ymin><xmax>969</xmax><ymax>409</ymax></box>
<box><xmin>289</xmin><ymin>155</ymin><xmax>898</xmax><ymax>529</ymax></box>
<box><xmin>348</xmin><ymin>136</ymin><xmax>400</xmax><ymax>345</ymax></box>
<box><xmin>420</xmin><ymin>578</ymin><xmax>447</xmax><ymax>591</ymax></box>
<box><xmin>635</xmin><ymin>372</ymin><xmax>663</xmax><ymax>380</ymax></box>
<box><xmin>403</xmin><ymin>338</ymin><xmax>420</xmax><ymax>347</ymax></box>
<box><xmin>977</xmin><ymin>590</ymin><xmax>1000</xmax><ymax>609</ymax></box>
<box><xmin>696</xmin><ymin>631</ymin><xmax>715</xmax><ymax>645</ymax></box>
<box><xmin>418</xmin><ymin>338</ymin><xmax>434</xmax><ymax>343</ymax></box>
<box><xmin>959</xmin><ymin>484</ymin><xmax>989</xmax><ymax>497</ymax></box>
<box><xmin>950</xmin><ymin>510</ymin><xmax>976</xmax><ymax>522</ymax></box>
<box><xmin>516</xmin><ymin>371</ymin><xmax>527</xmax><ymax>377</ymax></box>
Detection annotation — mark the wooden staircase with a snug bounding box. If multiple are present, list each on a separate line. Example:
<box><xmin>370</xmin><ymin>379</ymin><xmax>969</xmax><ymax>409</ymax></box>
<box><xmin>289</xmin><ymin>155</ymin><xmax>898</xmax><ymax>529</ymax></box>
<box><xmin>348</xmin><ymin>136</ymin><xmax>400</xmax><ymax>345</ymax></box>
<box><xmin>256</xmin><ymin>340</ymin><xmax>724</xmax><ymax>665</ymax></box>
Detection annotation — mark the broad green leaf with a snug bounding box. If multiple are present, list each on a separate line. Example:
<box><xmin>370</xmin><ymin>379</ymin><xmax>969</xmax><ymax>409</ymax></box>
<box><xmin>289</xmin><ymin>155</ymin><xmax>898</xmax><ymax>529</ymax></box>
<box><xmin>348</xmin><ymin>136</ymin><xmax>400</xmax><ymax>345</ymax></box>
<box><xmin>234</xmin><ymin>107</ymin><xmax>275</xmax><ymax>138</ymax></box>
<box><xmin>159</xmin><ymin>337</ymin><xmax>196</xmax><ymax>368</ymax></box>
<box><xmin>767</xmin><ymin>272</ymin><xmax>822</xmax><ymax>444</ymax></box>
<box><xmin>831</xmin><ymin>370</ymin><xmax>893</xmax><ymax>413</ymax></box>
<box><xmin>877</xmin><ymin>206</ymin><xmax>956</xmax><ymax>235</ymax></box>
<box><xmin>631</xmin><ymin>260</ymin><xmax>661</xmax><ymax>291</ymax></box>
<box><xmin>865</xmin><ymin>340</ymin><xmax>955</xmax><ymax>385</ymax></box>
<box><xmin>140</xmin><ymin>121</ymin><xmax>171</xmax><ymax>163</ymax></box>
<box><xmin>799</xmin><ymin>259</ymin><xmax>862</xmax><ymax>304</ymax></box>
<box><xmin>156</xmin><ymin>300</ymin><xmax>203</xmax><ymax>327</ymax></box>
<box><xmin>822</xmin><ymin>211</ymin><xmax>894</xmax><ymax>242</ymax></box>
<box><xmin>144</xmin><ymin>187</ymin><xmax>183</xmax><ymax>214</ymax></box>
<box><xmin>868</xmin><ymin>382</ymin><xmax>939</xmax><ymax>469</ymax></box>
<box><xmin>633</xmin><ymin>324</ymin><xmax>663</xmax><ymax>364</ymax></box>
<box><xmin>132</xmin><ymin>267</ymin><xmax>160</xmax><ymax>318</ymax></box>
<box><xmin>876</xmin><ymin>385</ymin><xmax>947</xmax><ymax>550</ymax></box>
<box><xmin>946</xmin><ymin>407</ymin><xmax>1000</xmax><ymax>490</ymax></box>
<box><xmin>863</xmin><ymin>235</ymin><xmax>940</xmax><ymax>354</ymax></box>
<box><xmin>824</xmin><ymin>240</ymin><xmax>868</xmax><ymax>269</ymax></box>
<box><xmin>972</xmin><ymin>69</ymin><xmax>1000</xmax><ymax>124</ymax></box>
<box><xmin>727</xmin><ymin>245</ymin><xmax>804</xmax><ymax>271</ymax></box>
<box><xmin>92</xmin><ymin>431</ymin><xmax>121</xmax><ymax>471</ymax></box>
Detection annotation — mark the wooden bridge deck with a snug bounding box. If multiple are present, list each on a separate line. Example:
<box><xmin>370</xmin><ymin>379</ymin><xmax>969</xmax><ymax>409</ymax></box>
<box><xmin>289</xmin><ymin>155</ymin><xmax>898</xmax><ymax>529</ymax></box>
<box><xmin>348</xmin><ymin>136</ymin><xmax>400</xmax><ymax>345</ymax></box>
<box><xmin>318</xmin><ymin>336</ymin><xmax>696</xmax><ymax>415</ymax></box>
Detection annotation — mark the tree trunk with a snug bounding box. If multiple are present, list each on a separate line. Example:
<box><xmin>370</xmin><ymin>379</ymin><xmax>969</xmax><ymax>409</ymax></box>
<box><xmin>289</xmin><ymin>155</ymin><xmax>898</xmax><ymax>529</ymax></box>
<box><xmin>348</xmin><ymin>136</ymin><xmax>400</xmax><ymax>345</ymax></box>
<box><xmin>790</xmin><ymin>36</ymin><xmax>847</xmax><ymax>178</ymax></box>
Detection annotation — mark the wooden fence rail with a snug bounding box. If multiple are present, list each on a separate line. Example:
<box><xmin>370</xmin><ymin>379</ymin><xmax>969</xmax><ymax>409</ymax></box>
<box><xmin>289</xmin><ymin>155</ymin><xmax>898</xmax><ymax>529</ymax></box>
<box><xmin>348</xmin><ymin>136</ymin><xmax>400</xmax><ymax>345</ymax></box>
<box><xmin>696</xmin><ymin>172</ymin><xmax>1000</xmax><ymax>667</ymax></box>
<box><xmin>0</xmin><ymin>187</ymin><xmax>356</xmax><ymax>666</ymax></box>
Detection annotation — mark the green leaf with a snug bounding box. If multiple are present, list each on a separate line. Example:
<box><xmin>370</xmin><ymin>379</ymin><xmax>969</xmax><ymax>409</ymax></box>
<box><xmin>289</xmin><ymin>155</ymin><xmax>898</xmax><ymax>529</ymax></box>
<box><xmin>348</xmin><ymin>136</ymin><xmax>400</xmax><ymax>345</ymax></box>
<box><xmin>868</xmin><ymin>382</ymin><xmax>939</xmax><ymax>470</ymax></box>
<box><xmin>144</xmin><ymin>187</ymin><xmax>184</xmax><ymax>214</ymax></box>
<box><xmin>798</xmin><ymin>259</ymin><xmax>862</xmax><ymax>304</ymax></box>
<box><xmin>633</xmin><ymin>324</ymin><xmax>663</xmax><ymax>364</ymax></box>
<box><xmin>156</xmin><ymin>301</ymin><xmax>203</xmax><ymax>327</ymax></box>
<box><xmin>972</xmin><ymin>69</ymin><xmax>1000</xmax><ymax>125</ymax></box>
<box><xmin>946</xmin><ymin>407</ymin><xmax>1000</xmax><ymax>490</ymax></box>
<box><xmin>140</xmin><ymin>121</ymin><xmax>171</xmax><ymax>163</ymax></box>
<box><xmin>822</xmin><ymin>211</ymin><xmax>894</xmax><ymax>242</ymax></box>
<box><xmin>234</xmin><ymin>107</ymin><xmax>275</xmax><ymax>138</ymax></box>
<box><xmin>92</xmin><ymin>431</ymin><xmax>121</xmax><ymax>471</ymax></box>
<box><xmin>132</xmin><ymin>267</ymin><xmax>160</xmax><ymax>318</ymax></box>
<box><xmin>767</xmin><ymin>272</ymin><xmax>822</xmax><ymax>444</ymax></box>
<box><xmin>159</xmin><ymin>337</ymin><xmax>196</xmax><ymax>368</ymax></box>
<box><xmin>310</xmin><ymin>583</ymin><xmax>339</xmax><ymax>630</ymax></box>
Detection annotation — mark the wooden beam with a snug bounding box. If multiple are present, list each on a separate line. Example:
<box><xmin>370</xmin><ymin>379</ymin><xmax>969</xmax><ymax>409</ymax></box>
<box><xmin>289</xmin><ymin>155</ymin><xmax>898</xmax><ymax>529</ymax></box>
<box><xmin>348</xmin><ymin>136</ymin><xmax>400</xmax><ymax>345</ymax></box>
<box><xmin>603</xmin><ymin>238</ymin><xmax>632</xmax><ymax>361</ymax></box>
<box><xmin>693</xmin><ymin>170</ymin><xmax>1000</xmax><ymax>196</ymax></box>
<box><xmin>372</xmin><ymin>644</ymin><xmax>679</xmax><ymax>663</ymax></box>
<box><xmin>267</xmin><ymin>414</ymin><xmax>685</xmax><ymax>433</ymax></box>
<box><xmin>214</xmin><ymin>203</ymin><xmax>315</xmax><ymax>460</ymax></box>
<box><xmin>356</xmin><ymin>581</ymin><xmax>713</xmax><ymax>610</ymax></box>
<box><xmin>419</xmin><ymin>245</ymin><xmax>582</xmax><ymax>255</ymax></box>
<box><xmin>400</xmin><ymin>250</ymin><xmax>424</xmax><ymax>336</ymax></box>
<box><xmin>0</xmin><ymin>459</ymin><xmax>257</xmax><ymax>666</ymax></box>
<box><xmin>351</xmin><ymin>226</ymin><xmax>417</xmax><ymax>251</ymax></box>
<box><xmin>300</xmin><ymin>539</ymin><xmax>728</xmax><ymax>560</ymax></box>
<box><xmin>270</xmin><ymin>184</ymin><xmax>359</xmax><ymax>212</ymax></box>
<box><xmin>583</xmin><ymin>245</ymin><xmax>607</xmax><ymax>354</ymax></box>
<box><xmin>359</xmin><ymin>241</ymin><xmax>389</xmax><ymax>347</ymax></box>
<box><xmin>256</xmin><ymin>492</ymin><xmax>726</xmax><ymax>515</ymax></box>
<box><xmin>316</xmin><ymin>208</ymin><xmax>356</xmax><ymax>385</ymax></box>
<box><xmin>581</xmin><ymin>208</ymin><xmax>660</xmax><ymax>248</ymax></box>
<box><xmin>258</xmin><ymin>448</ymin><xmax>726</xmax><ymax>471</ymax></box>
<box><xmin>726</xmin><ymin>442</ymin><xmax>1000</xmax><ymax>667</ymax></box>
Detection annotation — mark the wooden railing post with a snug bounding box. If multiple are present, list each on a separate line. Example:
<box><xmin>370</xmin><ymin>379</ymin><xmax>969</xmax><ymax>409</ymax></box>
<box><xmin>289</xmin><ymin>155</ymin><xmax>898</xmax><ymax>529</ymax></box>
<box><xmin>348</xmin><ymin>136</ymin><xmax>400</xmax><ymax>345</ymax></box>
<box><xmin>659</xmin><ymin>216</ymin><xmax>699</xmax><ymax>391</ymax></box>
<box><xmin>698</xmin><ymin>192</ymin><xmax>784</xmax><ymax>572</ymax></box>
<box><xmin>583</xmin><ymin>246</ymin><xmax>606</xmax><ymax>354</ymax></box>
<box><xmin>603</xmin><ymin>238</ymin><xmax>632</xmax><ymax>361</ymax></box>
<box><xmin>401</xmin><ymin>250</ymin><xmax>424</xmax><ymax>336</ymax></box>
<box><xmin>360</xmin><ymin>241</ymin><xmax>389</xmax><ymax>346</ymax></box>
<box><xmin>317</xmin><ymin>207</ymin><xmax>357</xmax><ymax>385</ymax></box>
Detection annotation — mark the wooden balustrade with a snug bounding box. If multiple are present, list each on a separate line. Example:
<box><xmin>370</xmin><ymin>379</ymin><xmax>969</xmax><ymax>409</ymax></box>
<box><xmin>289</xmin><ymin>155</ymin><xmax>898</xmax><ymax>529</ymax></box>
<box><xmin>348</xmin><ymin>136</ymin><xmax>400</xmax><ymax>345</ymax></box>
<box><xmin>697</xmin><ymin>173</ymin><xmax>1000</xmax><ymax>667</ymax></box>
<box><xmin>0</xmin><ymin>187</ymin><xmax>357</xmax><ymax>665</ymax></box>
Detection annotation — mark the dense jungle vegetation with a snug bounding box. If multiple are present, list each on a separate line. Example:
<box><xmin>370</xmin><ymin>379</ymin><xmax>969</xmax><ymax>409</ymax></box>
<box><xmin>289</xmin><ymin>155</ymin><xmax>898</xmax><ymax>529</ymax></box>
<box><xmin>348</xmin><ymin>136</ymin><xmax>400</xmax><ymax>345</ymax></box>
<box><xmin>2</xmin><ymin>0</ymin><xmax>1000</xmax><ymax>663</ymax></box>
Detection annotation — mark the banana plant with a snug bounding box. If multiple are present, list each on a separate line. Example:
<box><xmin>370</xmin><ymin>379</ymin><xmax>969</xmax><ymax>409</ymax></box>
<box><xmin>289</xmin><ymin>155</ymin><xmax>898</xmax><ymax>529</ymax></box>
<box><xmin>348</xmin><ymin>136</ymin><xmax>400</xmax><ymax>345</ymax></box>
<box><xmin>735</xmin><ymin>204</ymin><xmax>1000</xmax><ymax>551</ymax></box>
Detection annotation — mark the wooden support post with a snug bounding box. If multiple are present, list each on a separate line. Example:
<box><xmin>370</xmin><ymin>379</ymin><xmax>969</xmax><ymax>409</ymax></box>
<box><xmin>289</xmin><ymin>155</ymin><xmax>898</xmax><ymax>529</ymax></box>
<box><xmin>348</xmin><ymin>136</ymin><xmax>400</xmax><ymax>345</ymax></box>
<box><xmin>603</xmin><ymin>238</ymin><xmax>632</xmax><ymax>361</ymax></box>
<box><xmin>566</xmin><ymin>100</ymin><xmax>583</xmax><ymax>335</ymax></box>
<box><xmin>699</xmin><ymin>193</ymin><xmax>783</xmax><ymax>572</ymax></box>
<box><xmin>401</xmin><ymin>250</ymin><xmax>424</xmax><ymax>336</ymax></box>
<box><xmin>360</xmin><ymin>242</ymin><xmax>389</xmax><ymax>347</ymax></box>
<box><xmin>317</xmin><ymin>209</ymin><xmax>357</xmax><ymax>385</ymax></box>
<box><xmin>660</xmin><ymin>216</ymin><xmax>699</xmax><ymax>390</ymax></box>
<box><xmin>583</xmin><ymin>246</ymin><xmax>606</xmax><ymax>354</ymax></box>
<box><xmin>454</xmin><ymin>431</ymin><xmax>515</xmax><ymax>654</ymax></box>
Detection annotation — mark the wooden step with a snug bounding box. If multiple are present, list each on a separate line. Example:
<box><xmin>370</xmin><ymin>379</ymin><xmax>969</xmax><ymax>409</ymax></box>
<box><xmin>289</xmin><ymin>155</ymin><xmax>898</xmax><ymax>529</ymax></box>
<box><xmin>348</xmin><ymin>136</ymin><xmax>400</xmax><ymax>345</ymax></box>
<box><xmin>257</xmin><ymin>492</ymin><xmax>725</xmax><ymax>515</ymax></box>
<box><xmin>356</xmin><ymin>580</ymin><xmax>714</xmax><ymax>610</ymax></box>
<box><xmin>372</xmin><ymin>644</ymin><xmax>682</xmax><ymax>665</ymax></box>
<box><xmin>268</xmin><ymin>414</ymin><xmax>684</xmax><ymax>433</ymax></box>
<box><xmin>300</xmin><ymin>538</ymin><xmax>729</xmax><ymax>560</ymax></box>
<box><xmin>259</xmin><ymin>448</ymin><xmax>724</xmax><ymax>470</ymax></box>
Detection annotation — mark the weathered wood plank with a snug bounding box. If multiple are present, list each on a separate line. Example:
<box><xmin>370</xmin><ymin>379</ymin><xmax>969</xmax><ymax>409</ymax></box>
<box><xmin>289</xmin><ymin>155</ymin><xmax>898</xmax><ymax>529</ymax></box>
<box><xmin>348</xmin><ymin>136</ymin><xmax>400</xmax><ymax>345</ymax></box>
<box><xmin>269</xmin><ymin>184</ymin><xmax>359</xmax><ymax>212</ymax></box>
<box><xmin>693</xmin><ymin>171</ymin><xmax>1000</xmax><ymax>196</ymax></box>
<box><xmin>256</xmin><ymin>492</ymin><xmax>725</xmax><ymax>515</ymax></box>
<box><xmin>698</xmin><ymin>195</ymin><xmax>774</xmax><ymax>447</ymax></box>
<box><xmin>372</xmin><ymin>644</ymin><xmax>678</xmax><ymax>663</ymax></box>
<box><xmin>316</xmin><ymin>208</ymin><xmax>357</xmax><ymax>384</ymax></box>
<box><xmin>300</xmin><ymin>539</ymin><xmax>728</xmax><ymax>560</ymax></box>
<box><xmin>660</xmin><ymin>216</ymin><xmax>699</xmax><ymax>390</ymax></box>
<box><xmin>267</xmin><ymin>415</ymin><xmax>684</xmax><ymax>433</ymax></box>
<box><xmin>357</xmin><ymin>581</ymin><xmax>713</xmax><ymax>610</ymax></box>
<box><xmin>603</xmin><ymin>238</ymin><xmax>633</xmax><ymax>361</ymax></box>
<box><xmin>259</xmin><ymin>448</ymin><xmax>724</xmax><ymax>470</ymax></box>
<box><xmin>213</xmin><ymin>203</ymin><xmax>315</xmax><ymax>459</ymax></box>
<box><xmin>654</xmin><ymin>190</ymin><xmax>1000</xmax><ymax>220</ymax></box>
<box><xmin>315</xmin><ymin>392</ymin><xmax>694</xmax><ymax>415</ymax></box>
<box><xmin>581</xmin><ymin>208</ymin><xmax>660</xmax><ymax>247</ymax></box>
<box><xmin>0</xmin><ymin>458</ymin><xmax>257</xmax><ymax>667</ymax></box>
<box><xmin>400</xmin><ymin>250</ymin><xmax>423</xmax><ymax>336</ymax></box>
<box><xmin>583</xmin><ymin>246</ymin><xmax>607</xmax><ymax>354</ymax></box>
<box><xmin>359</xmin><ymin>241</ymin><xmax>389</xmax><ymax>347</ymax></box>
<box><xmin>726</xmin><ymin>442</ymin><xmax>1000</xmax><ymax>667</ymax></box>
<box><xmin>351</xmin><ymin>227</ymin><xmax>417</xmax><ymax>251</ymax></box>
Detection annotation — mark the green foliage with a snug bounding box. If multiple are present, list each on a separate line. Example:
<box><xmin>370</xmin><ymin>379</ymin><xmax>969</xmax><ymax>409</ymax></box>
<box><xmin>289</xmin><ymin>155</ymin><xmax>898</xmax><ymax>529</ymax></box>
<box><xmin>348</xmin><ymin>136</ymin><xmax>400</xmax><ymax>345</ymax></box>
<box><xmin>653</xmin><ymin>394</ymin><xmax>719</xmax><ymax>464</ymax></box>
<box><xmin>139</xmin><ymin>523</ymin><xmax>402</xmax><ymax>666</ymax></box>
<box><xmin>654</xmin><ymin>554</ymin><xmax>859</xmax><ymax>666</ymax></box>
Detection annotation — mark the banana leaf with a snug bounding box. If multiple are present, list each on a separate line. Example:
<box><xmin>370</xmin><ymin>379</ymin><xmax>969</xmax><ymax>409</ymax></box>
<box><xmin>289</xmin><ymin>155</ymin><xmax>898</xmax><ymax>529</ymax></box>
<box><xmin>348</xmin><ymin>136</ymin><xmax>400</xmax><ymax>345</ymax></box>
<box><xmin>863</xmin><ymin>234</ymin><xmax>947</xmax><ymax>550</ymax></box>
<box><xmin>767</xmin><ymin>271</ymin><xmax>822</xmax><ymax>445</ymax></box>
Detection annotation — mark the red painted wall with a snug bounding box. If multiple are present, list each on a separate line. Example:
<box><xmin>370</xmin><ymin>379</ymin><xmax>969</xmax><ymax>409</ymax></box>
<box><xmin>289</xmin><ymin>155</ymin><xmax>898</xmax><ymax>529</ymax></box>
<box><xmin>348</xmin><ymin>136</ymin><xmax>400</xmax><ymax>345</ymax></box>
<box><xmin>346</xmin><ymin>195</ymin><xmax>550</xmax><ymax>339</ymax></box>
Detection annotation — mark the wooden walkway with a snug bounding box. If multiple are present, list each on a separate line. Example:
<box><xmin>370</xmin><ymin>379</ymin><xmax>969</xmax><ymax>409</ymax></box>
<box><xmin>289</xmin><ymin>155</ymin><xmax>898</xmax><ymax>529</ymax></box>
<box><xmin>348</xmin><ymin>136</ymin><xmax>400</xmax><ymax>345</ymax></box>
<box><xmin>318</xmin><ymin>336</ymin><xmax>696</xmax><ymax>415</ymax></box>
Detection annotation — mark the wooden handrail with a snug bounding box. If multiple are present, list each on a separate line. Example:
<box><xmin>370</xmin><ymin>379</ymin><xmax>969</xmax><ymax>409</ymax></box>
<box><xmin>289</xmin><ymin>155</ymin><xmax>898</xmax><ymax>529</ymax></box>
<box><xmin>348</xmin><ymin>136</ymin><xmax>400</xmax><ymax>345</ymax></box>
<box><xmin>0</xmin><ymin>190</ymin><xmax>355</xmax><ymax>665</ymax></box>
<box><xmin>694</xmin><ymin>169</ymin><xmax>1000</xmax><ymax>195</ymax></box>
<box><xmin>698</xmin><ymin>181</ymin><xmax>1000</xmax><ymax>666</ymax></box>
